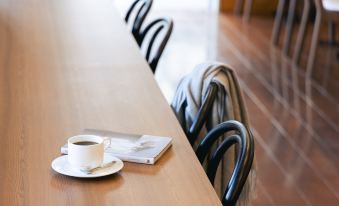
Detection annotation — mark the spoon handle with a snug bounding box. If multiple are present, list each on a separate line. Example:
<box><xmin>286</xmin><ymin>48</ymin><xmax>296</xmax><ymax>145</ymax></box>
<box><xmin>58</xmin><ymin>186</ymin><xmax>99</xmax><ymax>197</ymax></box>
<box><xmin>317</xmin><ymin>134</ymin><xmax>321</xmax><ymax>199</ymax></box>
<box><xmin>80</xmin><ymin>160</ymin><xmax>116</xmax><ymax>174</ymax></box>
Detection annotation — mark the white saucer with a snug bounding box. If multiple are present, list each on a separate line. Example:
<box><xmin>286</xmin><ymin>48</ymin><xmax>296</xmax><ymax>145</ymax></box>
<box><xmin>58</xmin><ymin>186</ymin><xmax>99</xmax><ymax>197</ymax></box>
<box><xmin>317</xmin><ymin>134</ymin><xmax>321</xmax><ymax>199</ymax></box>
<box><xmin>51</xmin><ymin>154</ymin><xmax>123</xmax><ymax>178</ymax></box>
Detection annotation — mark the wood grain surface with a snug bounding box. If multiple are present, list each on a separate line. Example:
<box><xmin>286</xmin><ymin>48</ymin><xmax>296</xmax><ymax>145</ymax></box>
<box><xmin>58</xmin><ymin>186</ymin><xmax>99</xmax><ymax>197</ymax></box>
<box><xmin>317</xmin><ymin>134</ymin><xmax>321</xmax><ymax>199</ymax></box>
<box><xmin>0</xmin><ymin>0</ymin><xmax>222</xmax><ymax>205</ymax></box>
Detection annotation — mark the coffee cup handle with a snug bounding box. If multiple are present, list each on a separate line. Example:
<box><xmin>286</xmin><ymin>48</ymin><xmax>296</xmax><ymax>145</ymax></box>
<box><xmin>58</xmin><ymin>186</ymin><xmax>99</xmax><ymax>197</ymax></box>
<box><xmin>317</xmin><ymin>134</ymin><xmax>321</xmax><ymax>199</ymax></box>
<box><xmin>103</xmin><ymin>137</ymin><xmax>111</xmax><ymax>149</ymax></box>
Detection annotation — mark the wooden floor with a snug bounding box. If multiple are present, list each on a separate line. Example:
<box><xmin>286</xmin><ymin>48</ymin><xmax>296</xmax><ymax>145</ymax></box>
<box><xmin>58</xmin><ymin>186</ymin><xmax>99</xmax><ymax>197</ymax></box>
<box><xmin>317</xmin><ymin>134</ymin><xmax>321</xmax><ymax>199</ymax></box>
<box><xmin>115</xmin><ymin>1</ymin><xmax>339</xmax><ymax>205</ymax></box>
<box><xmin>218</xmin><ymin>16</ymin><xmax>339</xmax><ymax>206</ymax></box>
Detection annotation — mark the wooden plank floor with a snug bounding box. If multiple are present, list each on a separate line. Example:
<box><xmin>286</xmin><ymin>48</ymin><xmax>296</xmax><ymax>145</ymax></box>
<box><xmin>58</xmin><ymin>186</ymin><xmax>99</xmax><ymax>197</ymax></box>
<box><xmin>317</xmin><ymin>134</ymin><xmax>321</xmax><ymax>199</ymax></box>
<box><xmin>220</xmin><ymin>16</ymin><xmax>339</xmax><ymax>205</ymax></box>
<box><xmin>115</xmin><ymin>1</ymin><xmax>339</xmax><ymax>205</ymax></box>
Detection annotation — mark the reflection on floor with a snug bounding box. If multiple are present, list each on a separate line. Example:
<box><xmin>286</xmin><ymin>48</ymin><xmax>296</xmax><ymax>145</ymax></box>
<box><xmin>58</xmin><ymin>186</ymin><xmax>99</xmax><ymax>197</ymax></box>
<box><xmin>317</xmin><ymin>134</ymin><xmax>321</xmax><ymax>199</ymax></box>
<box><xmin>115</xmin><ymin>1</ymin><xmax>339</xmax><ymax>205</ymax></box>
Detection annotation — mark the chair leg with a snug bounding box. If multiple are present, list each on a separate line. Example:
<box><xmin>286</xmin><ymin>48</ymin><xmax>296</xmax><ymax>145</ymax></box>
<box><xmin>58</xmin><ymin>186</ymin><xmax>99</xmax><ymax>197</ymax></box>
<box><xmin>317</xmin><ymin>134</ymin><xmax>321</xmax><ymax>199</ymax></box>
<box><xmin>243</xmin><ymin>0</ymin><xmax>253</xmax><ymax>22</ymax></box>
<box><xmin>234</xmin><ymin>0</ymin><xmax>244</xmax><ymax>15</ymax></box>
<box><xmin>283</xmin><ymin>0</ymin><xmax>297</xmax><ymax>55</ymax></box>
<box><xmin>272</xmin><ymin>0</ymin><xmax>286</xmax><ymax>46</ymax></box>
<box><xmin>292</xmin><ymin>0</ymin><xmax>310</xmax><ymax>65</ymax></box>
<box><xmin>306</xmin><ymin>3</ymin><xmax>322</xmax><ymax>78</ymax></box>
<box><xmin>319</xmin><ymin>21</ymin><xmax>339</xmax><ymax>45</ymax></box>
<box><xmin>328</xmin><ymin>21</ymin><xmax>336</xmax><ymax>44</ymax></box>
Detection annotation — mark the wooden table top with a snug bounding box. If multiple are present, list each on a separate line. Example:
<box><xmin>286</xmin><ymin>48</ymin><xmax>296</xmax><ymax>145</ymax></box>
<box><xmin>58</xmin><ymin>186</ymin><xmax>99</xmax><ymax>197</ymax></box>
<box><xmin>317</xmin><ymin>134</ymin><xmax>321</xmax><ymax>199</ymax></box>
<box><xmin>0</xmin><ymin>0</ymin><xmax>221</xmax><ymax>205</ymax></box>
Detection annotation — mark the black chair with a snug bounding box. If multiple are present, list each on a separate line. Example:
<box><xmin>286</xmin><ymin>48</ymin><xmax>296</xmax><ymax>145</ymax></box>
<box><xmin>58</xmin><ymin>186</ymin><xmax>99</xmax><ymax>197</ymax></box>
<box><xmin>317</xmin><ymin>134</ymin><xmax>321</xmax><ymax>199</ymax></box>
<box><xmin>174</xmin><ymin>66</ymin><xmax>254</xmax><ymax>205</ymax></box>
<box><xmin>124</xmin><ymin>0</ymin><xmax>153</xmax><ymax>41</ymax></box>
<box><xmin>138</xmin><ymin>18</ymin><xmax>173</xmax><ymax>73</ymax></box>
<box><xmin>196</xmin><ymin>120</ymin><xmax>254</xmax><ymax>206</ymax></box>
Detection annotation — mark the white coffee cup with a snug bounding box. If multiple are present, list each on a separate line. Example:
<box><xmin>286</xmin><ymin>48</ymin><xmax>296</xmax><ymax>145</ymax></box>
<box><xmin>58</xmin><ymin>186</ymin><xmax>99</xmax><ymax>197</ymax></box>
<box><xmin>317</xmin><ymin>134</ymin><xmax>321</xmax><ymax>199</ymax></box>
<box><xmin>68</xmin><ymin>135</ymin><xmax>109</xmax><ymax>170</ymax></box>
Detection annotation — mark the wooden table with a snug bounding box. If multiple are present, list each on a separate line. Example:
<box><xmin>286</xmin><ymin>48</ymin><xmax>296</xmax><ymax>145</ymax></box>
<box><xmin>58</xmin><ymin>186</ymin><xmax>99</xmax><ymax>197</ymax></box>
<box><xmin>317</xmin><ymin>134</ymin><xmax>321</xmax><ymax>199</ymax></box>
<box><xmin>0</xmin><ymin>0</ymin><xmax>222</xmax><ymax>205</ymax></box>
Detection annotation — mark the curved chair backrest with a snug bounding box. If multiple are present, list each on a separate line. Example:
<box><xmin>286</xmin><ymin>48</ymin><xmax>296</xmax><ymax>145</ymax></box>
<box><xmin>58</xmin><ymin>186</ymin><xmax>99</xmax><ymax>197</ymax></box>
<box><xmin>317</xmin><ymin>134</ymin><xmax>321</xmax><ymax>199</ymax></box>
<box><xmin>196</xmin><ymin>120</ymin><xmax>254</xmax><ymax>206</ymax></box>
<box><xmin>125</xmin><ymin>0</ymin><xmax>153</xmax><ymax>40</ymax></box>
<box><xmin>138</xmin><ymin>18</ymin><xmax>173</xmax><ymax>73</ymax></box>
<box><xmin>187</xmin><ymin>67</ymin><xmax>251</xmax><ymax>146</ymax></box>
<box><xmin>172</xmin><ymin>65</ymin><xmax>255</xmax><ymax>205</ymax></box>
<box><xmin>185</xmin><ymin>81</ymin><xmax>219</xmax><ymax>145</ymax></box>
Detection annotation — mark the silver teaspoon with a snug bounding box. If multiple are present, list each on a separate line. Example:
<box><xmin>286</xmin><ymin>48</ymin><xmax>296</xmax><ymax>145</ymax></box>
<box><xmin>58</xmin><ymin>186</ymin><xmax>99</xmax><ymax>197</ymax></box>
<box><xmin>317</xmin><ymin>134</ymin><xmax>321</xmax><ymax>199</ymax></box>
<box><xmin>80</xmin><ymin>160</ymin><xmax>116</xmax><ymax>175</ymax></box>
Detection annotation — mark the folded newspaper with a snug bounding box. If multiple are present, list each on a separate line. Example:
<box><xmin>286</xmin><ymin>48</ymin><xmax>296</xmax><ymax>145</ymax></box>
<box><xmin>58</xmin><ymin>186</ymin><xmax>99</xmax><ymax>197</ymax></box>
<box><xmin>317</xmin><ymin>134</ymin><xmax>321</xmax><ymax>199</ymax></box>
<box><xmin>61</xmin><ymin>129</ymin><xmax>172</xmax><ymax>165</ymax></box>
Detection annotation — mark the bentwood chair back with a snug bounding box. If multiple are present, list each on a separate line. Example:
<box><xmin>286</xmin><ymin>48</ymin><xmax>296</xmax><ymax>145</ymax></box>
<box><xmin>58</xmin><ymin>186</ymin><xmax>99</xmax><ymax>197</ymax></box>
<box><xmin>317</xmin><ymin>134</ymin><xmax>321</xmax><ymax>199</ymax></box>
<box><xmin>186</xmin><ymin>69</ymin><xmax>251</xmax><ymax>146</ymax></box>
<box><xmin>185</xmin><ymin>81</ymin><xmax>219</xmax><ymax>145</ymax></box>
<box><xmin>138</xmin><ymin>18</ymin><xmax>173</xmax><ymax>73</ymax></box>
<box><xmin>196</xmin><ymin>120</ymin><xmax>254</xmax><ymax>206</ymax></box>
<box><xmin>125</xmin><ymin>0</ymin><xmax>153</xmax><ymax>41</ymax></box>
<box><xmin>174</xmin><ymin>65</ymin><xmax>255</xmax><ymax>205</ymax></box>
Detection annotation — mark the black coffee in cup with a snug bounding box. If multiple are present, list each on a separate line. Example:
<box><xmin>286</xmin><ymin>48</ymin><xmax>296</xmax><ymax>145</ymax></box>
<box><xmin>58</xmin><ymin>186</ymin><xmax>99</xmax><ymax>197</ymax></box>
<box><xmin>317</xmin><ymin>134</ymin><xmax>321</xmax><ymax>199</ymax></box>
<box><xmin>73</xmin><ymin>141</ymin><xmax>98</xmax><ymax>146</ymax></box>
